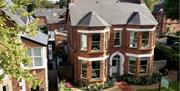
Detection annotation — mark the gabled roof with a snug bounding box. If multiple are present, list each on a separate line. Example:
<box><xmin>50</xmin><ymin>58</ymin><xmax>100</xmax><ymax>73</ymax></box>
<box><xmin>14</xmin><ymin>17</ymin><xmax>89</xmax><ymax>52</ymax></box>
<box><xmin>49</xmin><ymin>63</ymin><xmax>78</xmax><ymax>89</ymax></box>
<box><xmin>77</xmin><ymin>11</ymin><xmax>109</xmax><ymax>27</ymax></box>
<box><xmin>21</xmin><ymin>31</ymin><xmax>48</xmax><ymax>46</ymax></box>
<box><xmin>127</xmin><ymin>12</ymin><xmax>156</xmax><ymax>25</ymax></box>
<box><xmin>34</xmin><ymin>8</ymin><xmax>66</xmax><ymax>17</ymax></box>
<box><xmin>69</xmin><ymin>0</ymin><xmax>158</xmax><ymax>26</ymax></box>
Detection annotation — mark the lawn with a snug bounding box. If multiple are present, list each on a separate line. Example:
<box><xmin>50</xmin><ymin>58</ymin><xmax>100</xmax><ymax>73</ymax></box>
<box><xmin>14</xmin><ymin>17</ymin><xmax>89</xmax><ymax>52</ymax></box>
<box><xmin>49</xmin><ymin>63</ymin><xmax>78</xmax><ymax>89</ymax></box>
<box><xmin>137</xmin><ymin>81</ymin><xmax>179</xmax><ymax>91</ymax></box>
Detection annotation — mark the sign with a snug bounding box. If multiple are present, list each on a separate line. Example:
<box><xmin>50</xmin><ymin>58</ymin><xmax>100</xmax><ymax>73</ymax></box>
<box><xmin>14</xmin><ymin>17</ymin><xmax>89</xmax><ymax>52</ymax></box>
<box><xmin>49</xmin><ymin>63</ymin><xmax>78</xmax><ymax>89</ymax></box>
<box><xmin>160</xmin><ymin>77</ymin><xmax>170</xmax><ymax>89</ymax></box>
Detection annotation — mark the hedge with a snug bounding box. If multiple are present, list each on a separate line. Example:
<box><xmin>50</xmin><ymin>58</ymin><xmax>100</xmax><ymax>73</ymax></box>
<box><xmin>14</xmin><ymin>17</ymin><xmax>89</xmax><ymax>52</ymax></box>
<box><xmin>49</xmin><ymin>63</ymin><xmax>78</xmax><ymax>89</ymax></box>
<box><xmin>154</xmin><ymin>44</ymin><xmax>179</xmax><ymax>70</ymax></box>
<box><xmin>166</xmin><ymin>35</ymin><xmax>180</xmax><ymax>45</ymax></box>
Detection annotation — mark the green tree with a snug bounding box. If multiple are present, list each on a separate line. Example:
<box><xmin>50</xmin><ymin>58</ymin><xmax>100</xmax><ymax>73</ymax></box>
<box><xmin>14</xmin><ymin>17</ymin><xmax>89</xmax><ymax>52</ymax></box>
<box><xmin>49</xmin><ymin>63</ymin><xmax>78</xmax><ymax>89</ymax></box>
<box><xmin>163</xmin><ymin>0</ymin><xmax>179</xmax><ymax>20</ymax></box>
<box><xmin>144</xmin><ymin>0</ymin><xmax>160</xmax><ymax>11</ymax></box>
<box><xmin>0</xmin><ymin>0</ymin><xmax>41</xmax><ymax>88</ymax></box>
<box><xmin>59</xmin><ymin>0</ymin><xmax>67</xmax><ymax>8</ymax></box>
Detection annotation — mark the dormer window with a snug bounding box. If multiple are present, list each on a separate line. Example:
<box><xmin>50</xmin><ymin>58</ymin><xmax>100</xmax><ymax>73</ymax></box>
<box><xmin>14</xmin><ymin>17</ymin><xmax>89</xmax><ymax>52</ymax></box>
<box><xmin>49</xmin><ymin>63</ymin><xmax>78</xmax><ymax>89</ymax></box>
<box><xmin>91</xmin><ymin>33</ymin><xmax>100</xmax><ymax>51</ymax></box>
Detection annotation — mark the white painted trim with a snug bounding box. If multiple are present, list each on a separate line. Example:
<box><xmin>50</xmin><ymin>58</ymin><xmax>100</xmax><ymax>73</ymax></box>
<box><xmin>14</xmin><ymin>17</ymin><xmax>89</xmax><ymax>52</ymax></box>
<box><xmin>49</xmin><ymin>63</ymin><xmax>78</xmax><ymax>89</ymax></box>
<box><xmin>78</xmin><ymin>55</ymin><xmax>109</xmax><ymax>61</ymax></box>
<box><xmin>114</xmin><ymin>28</ymin><xmax>123</xmax><ymax>31</ymax></box>
<box><xmin>78</xmin><ymin>29</ymin><xmax>109</xmax><ymax>33</ymax></box>
<box><xmin>125</xmin><ymin>52</ymin><xmax>153</xmax><ymax>58</ymax></box>
<box><xmin>109</xmin><ymin>52</ymin><xmax>125</xmax><ymax>77</ymax></box>
<box><xmin>126</xmin><ymin>27</ymin><xmax>156</xmax><ymax>32</ymax></box>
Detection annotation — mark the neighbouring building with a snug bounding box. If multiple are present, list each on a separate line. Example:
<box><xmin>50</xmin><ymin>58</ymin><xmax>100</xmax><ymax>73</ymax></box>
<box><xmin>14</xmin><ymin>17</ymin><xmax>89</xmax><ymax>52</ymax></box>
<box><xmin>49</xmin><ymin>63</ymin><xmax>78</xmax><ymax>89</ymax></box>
<box><xmin>34</xmin><ymin>8</ymin><xmax>66</xmax><ymax>31</ymax></box>
<box><xmin>0</xmin><ymin>0</ymin><xmax>49</xmax><ymax>91</ymax></box>
<box><xmin>153</xmin><ymin>3</ymin><xmax>180</xmax><ymax>37</ymax></box>
<box><xmin>67</xmin><ymin>0</ymin><xmax>158</xmax><ymax>83</ymax></box>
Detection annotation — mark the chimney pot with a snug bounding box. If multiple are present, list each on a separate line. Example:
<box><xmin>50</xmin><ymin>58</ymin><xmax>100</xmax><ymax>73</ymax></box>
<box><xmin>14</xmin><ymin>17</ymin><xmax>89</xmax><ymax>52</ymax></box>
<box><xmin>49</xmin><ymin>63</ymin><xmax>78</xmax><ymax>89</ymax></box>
<box><xmin>70</xmin><ymin>0</ymin><xmax>74</xmax><ymax>3</ymax></box>
<box><xmin>138</xmin><ymin>0</ymin><xmax>144</xmax><ymax>4</ymax></box>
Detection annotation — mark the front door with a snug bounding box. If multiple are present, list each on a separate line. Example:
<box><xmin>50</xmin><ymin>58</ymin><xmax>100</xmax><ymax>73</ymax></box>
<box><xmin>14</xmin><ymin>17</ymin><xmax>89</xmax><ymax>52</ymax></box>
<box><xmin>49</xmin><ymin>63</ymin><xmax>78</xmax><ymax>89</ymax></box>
<box><xmin>111</xmin><ymin>55</ymin><xmax>120</xmax><ymax>75</ymax></box>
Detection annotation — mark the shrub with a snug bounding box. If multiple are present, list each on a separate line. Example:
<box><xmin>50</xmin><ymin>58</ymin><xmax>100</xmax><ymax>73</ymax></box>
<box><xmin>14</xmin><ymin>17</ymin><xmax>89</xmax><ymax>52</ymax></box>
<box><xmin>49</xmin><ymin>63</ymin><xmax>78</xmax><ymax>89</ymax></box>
<box><xmin>122</xmin><ymin>73</ymin><xmax>159</xmax><ymax>85</ymax></box>
<box><xmin>79</xmin><ymin>77</ymin><xmax>116</xmax><ymax>91</ymax></box>
<box><xmin>154</xmin><ymin>44</ymin><xmax>179</xmax><ymax>70</ymax></box>
<box><xmin>166</xmin><ymin>35</ymin><xmax>180</xmax><ymax>45</ymax></box>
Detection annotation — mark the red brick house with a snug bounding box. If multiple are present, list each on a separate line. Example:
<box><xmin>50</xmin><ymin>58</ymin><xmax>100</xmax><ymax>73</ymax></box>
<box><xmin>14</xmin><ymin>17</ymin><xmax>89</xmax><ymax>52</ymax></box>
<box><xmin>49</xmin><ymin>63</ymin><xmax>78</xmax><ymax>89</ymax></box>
<box><xmin>153</xmin><ymin>4</ymin><xmax>180</xmax><ymax>36</ymax></box>
<box><xmin>35</xmin><ymin>8</ymin><xmax>66</xmax><ymax>31</ymax></box>
<box><xmin>67</xmin><ymin>0</ymin><xmax>158</xmax><ymax>83</ymax></box>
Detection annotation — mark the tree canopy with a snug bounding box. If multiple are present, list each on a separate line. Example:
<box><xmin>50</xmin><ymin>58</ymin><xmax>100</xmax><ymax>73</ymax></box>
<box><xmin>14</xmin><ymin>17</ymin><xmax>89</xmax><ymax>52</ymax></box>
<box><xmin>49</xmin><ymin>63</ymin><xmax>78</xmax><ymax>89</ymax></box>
<box><xmin>144</xmin><ymin>0</ymin><xmax>160</xmax><ymax>11</ymax></box>
<box><xmin>163</xmin><ymin>0</ymin><xmax>179</xmax><ymax>20</ymax></box>
<box><xmin>0</xmin><ymin>0</ymin><xmax>41</xmax><ymax>88</ymax></box>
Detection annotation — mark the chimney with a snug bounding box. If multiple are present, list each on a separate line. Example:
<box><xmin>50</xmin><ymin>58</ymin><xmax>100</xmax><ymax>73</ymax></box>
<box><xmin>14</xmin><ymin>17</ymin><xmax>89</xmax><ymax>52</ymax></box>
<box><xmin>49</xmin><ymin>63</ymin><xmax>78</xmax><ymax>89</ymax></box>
<box><xmin>138</xmin><ymin>0</ymin><xmax>144</xmax><ymax>4</ymax></box>
<box><xmin>69</xmin><ymin>0</ymin><xmax>74</xmax><ymax>3</ymax></box>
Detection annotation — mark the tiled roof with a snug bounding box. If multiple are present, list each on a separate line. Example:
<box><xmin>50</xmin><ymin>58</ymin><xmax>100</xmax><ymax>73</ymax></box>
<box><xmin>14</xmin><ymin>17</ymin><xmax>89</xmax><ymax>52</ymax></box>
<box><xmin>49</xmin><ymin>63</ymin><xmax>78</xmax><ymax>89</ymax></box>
<box><xmin>21</xmin><ymin>31</ymin><xmax>48</xmax><ymax>46</ymax></box>
<box><xmin>127</xmin><ymin>12</ymin><xmax>156</xmax><ymax>25</ymax></box>
<box><xmin>77</xmin><ymin>11</ymin><xmax>109</xmax><ymax>27</ymax></box>
<box><xmin>34</xmin><ymin>8</ymin><xmax>66</xmax><ymax>17</ymax></box>
<box><xmin>69</xmin><ymin>0</ymin><xmax>158</xmax><ymax>26</ymax></box>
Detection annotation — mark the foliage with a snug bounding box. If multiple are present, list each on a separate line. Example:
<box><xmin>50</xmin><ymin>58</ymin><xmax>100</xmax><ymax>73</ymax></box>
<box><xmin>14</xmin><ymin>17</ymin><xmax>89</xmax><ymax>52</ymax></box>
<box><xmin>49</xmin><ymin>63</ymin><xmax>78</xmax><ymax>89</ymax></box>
<box><xmin>154</xmin><ymin>44</ymin><xmax>179</xmax><ymax>70</ymax></box>
<box><xmin>59</xmin><ymin>80</ymin><xmax>72</xmax><ymax>91</ymax></box>
<box><xmin>144</xmin><ymin>0</ymin><xmax>160</xmax><ymax>11</ymax></box>
<box><xmin>39</xmin><ymin>25</ymin><xmax>48</xmax><ymax>34</ymax></box>
<box><xmin>0</xmin><ymin>0</ymin><xmax>41</xmax><ymax>88</ymax></box>
<box><xmin>122</xmin><ymin>73</ymin><xmax>159</xmax><ymax>85</ymax></box>
<box><xmin>79</xmin><ymin>77</ymin><xmax>116</xmax><ymax>91</ymax></box>
<box><xmin>166</xmin><ymin>35</ymin><xmax>180</xmax><ymax>45</ymax></box>
<box><xmin>137</xmin><ymin>81</ymin><xmax>179</xmax><ymax>91</ymax></box>
<box><xmin>163</xmin><ymin>0</ymin><xmax>179</xmax><ymax>20</ymax></box>
<box><xmin>59</xmin><ymin>0</ymin><xmax>67</xmax><ymax>8</ymax></box>
<box><xmin>12</xmin><ymin>0</ymin><xmax>54</xmax><ymax>12</ymax></box>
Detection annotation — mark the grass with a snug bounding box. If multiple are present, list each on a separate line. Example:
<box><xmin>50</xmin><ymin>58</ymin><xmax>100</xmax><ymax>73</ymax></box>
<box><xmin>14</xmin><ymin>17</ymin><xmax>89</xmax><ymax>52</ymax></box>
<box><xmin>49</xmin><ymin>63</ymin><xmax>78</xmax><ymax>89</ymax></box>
<box><xmin>137</xmin><ymin>81</ymin><xmax>179</xmax><ymax>91</ymax></box>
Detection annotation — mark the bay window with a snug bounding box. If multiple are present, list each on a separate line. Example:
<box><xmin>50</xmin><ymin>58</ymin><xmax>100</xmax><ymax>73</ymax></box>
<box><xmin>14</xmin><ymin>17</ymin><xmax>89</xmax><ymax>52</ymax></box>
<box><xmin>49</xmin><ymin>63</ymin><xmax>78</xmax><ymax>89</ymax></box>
<box><xmin>91</xmin><ymin>33</ymin><xmax>100</xmax><ymax>51</ymax></box>
<box><xmin>130</xmin><ymin>32</ymin><xmax>138</xmax><ymax>48</ymax></box>
<box><xmin>91</xmin><ymin>61</ymin><xmax>100</xmax><ymax>79</ymax></box>
<box><xmin>80</xmin><ymin>33</ymin><xmax>87</xmax><ymax>51</ymax></box>
<box><xmin>140</xmin><ymin>57</ymin><xmax>148</xmax><ymax>74</ymax></box>
<box><xmin>27</xmin><ymin>48</ymin><xmax>43</xmax><ymax>67</ymax></box>
<box><xmin>81</xmin><ymin>61</ymin><xmax>87</xmax><ymax>78</ymax></box>
<box><xmin>142</xmin><ymin>32</ymin><xmax>149</xmax><ymax>48</ymax></box>
<box><xmin>128</xmin><ymin>57</ymin><xmax>136</xmax><ymax>74</ymax></box>
<box><xmin>114</xmin><ymin>31</ymin><xmax>121</xmax><ymax>47</ymax></box>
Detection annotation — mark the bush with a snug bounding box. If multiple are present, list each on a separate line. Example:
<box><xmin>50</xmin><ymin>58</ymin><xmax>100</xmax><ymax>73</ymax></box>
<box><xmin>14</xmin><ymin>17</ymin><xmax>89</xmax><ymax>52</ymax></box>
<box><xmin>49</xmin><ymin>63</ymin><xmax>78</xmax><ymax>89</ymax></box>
<box><xmin>79</xmin><ymin>77</ymin><xmax>116</xmax><ymax>91</ymax></box>
<box><xmin>154</xmin><ymin>44</ymin><xmax>179</xmax><ymax>70</ymax></box>
<box><xmin>122</xmin><ymin>73</ymin><xmax>159</xmax><ymax>85</ymax></box>
<box><xmin>166</xmin><ymin>35</ymin><xmax>180</xmax><ymax>45</ymax></box>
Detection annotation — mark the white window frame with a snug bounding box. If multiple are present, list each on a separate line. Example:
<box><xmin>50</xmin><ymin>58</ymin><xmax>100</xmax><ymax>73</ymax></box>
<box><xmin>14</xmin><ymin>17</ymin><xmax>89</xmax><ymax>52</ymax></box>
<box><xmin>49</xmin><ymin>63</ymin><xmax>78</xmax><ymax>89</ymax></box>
<box><xmin>141</xmin><ymin>32</ymin><xmax>150</xmax><ymax>48</ymax></box>
<box><xmin>104</xmin><ymin>32</ymin><xmax>108</xmax><ymax>49</ymax></box>
<box><xmin>114</xmin><ymin>31</ymin><xmax>121</xmax><ymax>47</ymax></box>
<box><xmin>139</xmin><ymin>57</ymin><xmax>148</xmax><ymax>75</ymax></box>
<box><xmin>2</xmin><ymin>84</ymin><xmax>9</xmax><ymax>91</ymax></box>
<box><xmin>128</xmin><ymin>56</ymin><xmax>136</xmax><ymax>75</ymax></box>
<box><xmin>81</xmin><ymin>60</ymin><xmax>87</xmax><ymax>79</ymax></box>
<box><xmin>91</xmin><ymin>61</ymin><xmax>101</xmax><ymax>80</ymax></box>
<box><xmin>48</xmin><ymin>44</ymin><xmax>53</xmax><ymax>60</ymax></box>
<box><xmin>91</xmin><ymin>33</ymin><xmax>101</xmax><ymax>51</ymax></box>
<box><xmin>26</xmin><ymin>48</ymin><xmax>44</xmax><ymax>69</ymax></box>
<box><xmin>80</xmin><ymin>33</ymin><xmax>87</xmax><ymax>51</ymax></box>
<box><xmin>129</xmin><ymin>32</ymin><xmax>138</xmax><ymax>48</ymax></box>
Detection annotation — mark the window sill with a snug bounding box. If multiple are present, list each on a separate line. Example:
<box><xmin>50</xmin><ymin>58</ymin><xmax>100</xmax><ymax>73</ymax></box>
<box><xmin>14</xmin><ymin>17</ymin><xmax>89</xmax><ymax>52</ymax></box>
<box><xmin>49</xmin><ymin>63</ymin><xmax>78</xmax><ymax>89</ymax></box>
<box><xmin>80</xmin><ymin>50</ymin><xmax>88</xmax><ymax>52</ymax></box>
<box><xmin>90</xmin><ymin>78</ymin><xmax>101</xmax><ymax>82</ymax></box>
<box><xmin>23</xmin><ymin>66</ymin><xmax>46</xmax><ymax>70</ymax></box>
<box><xmin>89</xmin><ymin>50</ymin><xmax>104</xmax><ymax>53</ymax></box>
<box><xmin>138</xmin><ymin>47</ymin><xmax>152</xmax><ymax>50</ymax></box>
<box><xmin>114</xmin><ymin>45</ymin><xmax>121</xmax><ymax>47</ymax></box>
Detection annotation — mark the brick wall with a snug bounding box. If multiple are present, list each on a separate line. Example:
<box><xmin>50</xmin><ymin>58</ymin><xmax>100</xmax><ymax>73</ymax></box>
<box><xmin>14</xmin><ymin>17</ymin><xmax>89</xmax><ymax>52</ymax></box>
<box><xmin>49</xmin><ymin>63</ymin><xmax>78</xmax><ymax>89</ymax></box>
<box><xmin>68</xmin><ymin>25</ymin><xmax>155</xmax><ymax>83</ymax></box>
